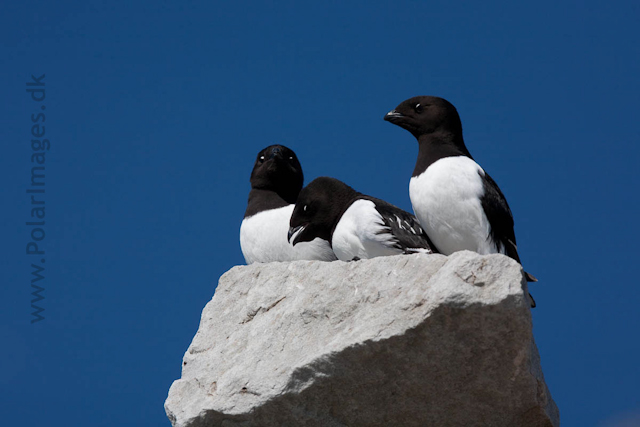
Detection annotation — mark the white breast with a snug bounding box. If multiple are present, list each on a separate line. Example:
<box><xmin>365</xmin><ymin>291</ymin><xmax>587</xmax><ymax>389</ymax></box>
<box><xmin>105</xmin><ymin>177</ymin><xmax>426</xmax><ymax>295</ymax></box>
<box><xmin>240</xmin><ymin>205</ymin><xmax>336</xmax><ymax>264</ymax></box>
<box><xmin>409</xmin><ymin>156</ymin><xmax>498</xmax><ymax>256</ymax></box>
<box><xmin>332</xmin><ymin>199</ymin><xmax>401</xmax><ymax>261</ymax></box>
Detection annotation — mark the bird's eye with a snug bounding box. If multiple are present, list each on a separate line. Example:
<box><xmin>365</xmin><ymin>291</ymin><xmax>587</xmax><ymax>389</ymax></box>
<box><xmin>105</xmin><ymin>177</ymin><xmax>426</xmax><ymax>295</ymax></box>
<box><xmin>415</xmin><ymin>103</ymin><xmax>423</xmax><ymax>113</ymax></box>
<box><xmin>303</xmin><ymin>205</ymin><xmax>307</xmax><ymax>212</ymax></box>
<box><xmin>259</xmin><ymin>155</ymin><xmax>265</xmax><ymax>162</ymax></box>
<box><xmin>289</xmin><ymin>156</ymin><xmax>293</xmax><ymax>160</ymax></box>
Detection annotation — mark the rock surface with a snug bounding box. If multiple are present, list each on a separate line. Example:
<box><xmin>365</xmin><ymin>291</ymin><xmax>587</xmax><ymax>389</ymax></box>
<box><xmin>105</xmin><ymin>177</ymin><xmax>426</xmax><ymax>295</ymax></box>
<box><xmin>165</xmin><ymin>251</ymin><xmax>559</xmax><ymax>427</ymax></box>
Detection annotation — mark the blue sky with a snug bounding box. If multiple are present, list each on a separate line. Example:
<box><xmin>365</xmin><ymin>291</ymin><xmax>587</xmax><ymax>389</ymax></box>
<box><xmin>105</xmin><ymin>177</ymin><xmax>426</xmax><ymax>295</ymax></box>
<box><xmin>2</xmin><ymin>1</ymin><xmax>639</xmax><ymax>425</ymax></box>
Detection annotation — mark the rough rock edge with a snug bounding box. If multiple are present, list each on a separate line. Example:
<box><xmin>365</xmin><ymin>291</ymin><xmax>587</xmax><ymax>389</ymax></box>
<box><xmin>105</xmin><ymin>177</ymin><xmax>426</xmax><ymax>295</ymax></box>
<box><xmin>166</xmin><ymin>252</ymin><xmax>559</xmax><ymax>427</ymax></box>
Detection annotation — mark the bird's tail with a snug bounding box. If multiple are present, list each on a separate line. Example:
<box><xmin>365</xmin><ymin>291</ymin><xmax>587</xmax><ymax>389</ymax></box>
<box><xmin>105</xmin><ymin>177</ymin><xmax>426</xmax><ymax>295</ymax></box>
<box><xmin>524</xmin><ymin>271</ymin><xmax>537</xmax><ymax>308</ymax></box>
<box><xmin>528</xmin><ymin>292</ymin><xmax>537</xmax><ymax>308</ymax></box>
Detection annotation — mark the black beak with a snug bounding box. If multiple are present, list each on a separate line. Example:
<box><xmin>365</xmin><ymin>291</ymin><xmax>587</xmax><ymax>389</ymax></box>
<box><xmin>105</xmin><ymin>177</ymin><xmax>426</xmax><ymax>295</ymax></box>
<box><xmin>287</xmin><ymin>225</ymin><xmax>305</xmax><ymax>245</ymax></box>
<box><xmin>269</xmin><ymin>147</ymin><xmax>283</xmax><ymax>160</ymax></box>
<box><xmin>384</xmin><ymin>110</ymin><xmax>404</xmax><ymax>123</ymax></box>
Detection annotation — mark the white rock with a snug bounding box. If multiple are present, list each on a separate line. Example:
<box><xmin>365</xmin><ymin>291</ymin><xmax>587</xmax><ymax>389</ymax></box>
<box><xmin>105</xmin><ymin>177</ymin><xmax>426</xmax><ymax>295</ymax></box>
<box><xmin>165</xmin><ymin>251</ymin><xmax>559</xmax><ymax>427</ymax></box>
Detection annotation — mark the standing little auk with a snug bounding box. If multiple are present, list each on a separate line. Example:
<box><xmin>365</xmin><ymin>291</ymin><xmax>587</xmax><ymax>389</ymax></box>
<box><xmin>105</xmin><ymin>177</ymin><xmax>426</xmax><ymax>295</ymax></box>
<box><xmin>384</xmin><ymin>96</ymin><xmax>537</xmax><ymax>306</ymax></box>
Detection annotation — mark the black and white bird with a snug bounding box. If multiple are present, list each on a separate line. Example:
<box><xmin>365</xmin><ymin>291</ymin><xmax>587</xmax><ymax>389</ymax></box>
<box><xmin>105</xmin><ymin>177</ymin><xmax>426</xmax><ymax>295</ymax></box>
<box><xmin>384</xmin><ymin>96</ymin><xmax>537</xmax><ymax>305</ymax></box>
<box><xmin>288</xmin><ymin>177</ymin><xmax>434</xmax><ymax>261</ymax></box>
<box><xmin>240</xmin><ymin>145</ymin><xmax>337</xmax><ymax>264</ymax></box>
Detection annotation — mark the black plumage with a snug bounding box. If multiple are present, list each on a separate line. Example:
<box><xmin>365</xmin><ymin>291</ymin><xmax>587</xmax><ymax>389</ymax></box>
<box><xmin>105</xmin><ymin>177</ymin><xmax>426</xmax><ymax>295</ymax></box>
<box><xmin>289</xmin><ymin>177</ymin><xmax>434</xmax><ymax>260</ymax></box>
<box><xmin>385</xmin><ymin>95</ymin><xmax>537</xmax><ymax>306</ymax></box>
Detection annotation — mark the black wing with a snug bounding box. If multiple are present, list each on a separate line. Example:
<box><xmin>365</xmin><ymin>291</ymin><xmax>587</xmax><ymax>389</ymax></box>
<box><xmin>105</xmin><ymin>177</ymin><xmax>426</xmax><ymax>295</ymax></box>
<box><xmin>363</xmin><ymin>196</ymin><xmax>435</xmax><ymax>254</ymax></box>
<box><xmin>478</xmin><ymin>171</ymin><xmax>517</xmax><ymax>256</ymax></box>
<box><xmin>479</xmin><ymin>171</ymin><xmax>537</xmax><ymax>285</ymax></box>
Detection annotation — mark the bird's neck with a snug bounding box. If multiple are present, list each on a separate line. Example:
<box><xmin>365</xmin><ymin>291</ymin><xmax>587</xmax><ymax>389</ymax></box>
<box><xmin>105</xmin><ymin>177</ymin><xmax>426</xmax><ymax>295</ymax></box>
<box><xmin>412</xmin><ymin>131</ymin><xmax>473</xmax><ymax>177</ymax></box>
<box><xmin>244</xmin><ymin>188</ymin><xmax>292</xmax><ymax>218</ymax></box>
<box><xmin>251</xmin><ymin>177</ymin><xmax>299</xmax><ymax>202</ymax></box>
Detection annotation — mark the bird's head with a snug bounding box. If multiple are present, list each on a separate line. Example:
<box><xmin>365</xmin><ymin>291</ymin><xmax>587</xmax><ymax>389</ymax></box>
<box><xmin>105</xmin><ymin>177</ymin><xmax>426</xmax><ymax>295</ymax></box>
<box><xmin>288</xmin><ymin>177</ymin><xmax>353</xmax><ymax>246</ymax></box>
<box><xmin>249</xmin><ymin>145</ymin><xmax>303</xmax><ymax>203</ymax></box>
<box><xmin>384</xmin><ymin>96</ymin><xmax>462</xmax><ymax>139</ymax></box>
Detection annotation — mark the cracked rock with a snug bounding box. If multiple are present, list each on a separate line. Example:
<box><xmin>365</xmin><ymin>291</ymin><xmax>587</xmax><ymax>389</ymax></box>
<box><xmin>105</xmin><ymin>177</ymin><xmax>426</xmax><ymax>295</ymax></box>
<box><xmin>165</xmin><ymin>251</ymin><xmax>559</xmax><ymax>427</ymax></box>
